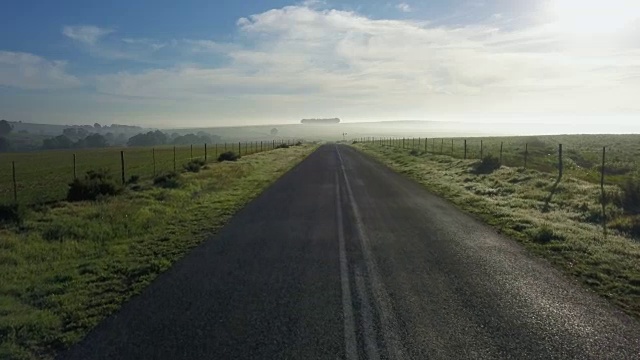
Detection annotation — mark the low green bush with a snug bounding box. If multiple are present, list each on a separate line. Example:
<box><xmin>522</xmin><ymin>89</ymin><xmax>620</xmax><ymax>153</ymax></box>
<box><xmin>67</xmin><ymin>170</ymin><xmax>121</xmax><ymax>202</ymax></box>
<box><xmin>153</xmin><ymin>172</ymin><xmax>181</xmax><ymax>189</ymax></box>
<box><xmin>473</xmin><ymin>155</ymin><xmax>501</xmax><ymax>174</ymax></box>
<box><xmin>217</xmin><ymin>151</ymin><xmax>240</xmax><ymax>162</ymax></box>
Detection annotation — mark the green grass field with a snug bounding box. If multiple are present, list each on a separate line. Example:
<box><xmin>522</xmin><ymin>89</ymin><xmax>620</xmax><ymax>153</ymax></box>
<box><xmin>354</xmin><ymin>140</ymin><xmax>640</xmax><ymax>322</ymax></box>
<box><xmin>0</xmin><ymin>141</ymin><xmax>289</xmax><ymax>205</ymax></box>
<box><xmin>0</xmin><ymin>143</ymin><xmax>316</xmax><ymax>360</ymax></box>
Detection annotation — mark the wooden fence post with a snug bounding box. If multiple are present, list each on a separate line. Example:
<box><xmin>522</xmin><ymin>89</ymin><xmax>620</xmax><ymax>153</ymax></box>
<box><xmin>441</xmin><ymin>139</ymin><xmax>444</xmax><ymax>154</ymax></box>
<box><xmin>190</xmin><ymin>144</ymin><xmax>193</xmax><ymax>160</ymax></box>
<box><xmin>480</xmin><ymin>140</ymin><xmax>483</xmax><ymax>159</ymax></box>
<box><xmin>261</xmin><ymin>141</ymin><xmax>263</xmax><ymax>152</ymax></box>
<box><xmin>425</xmin><ymin>138</ymin><xmax>428</xmax><ymax>153</ymax></box>
<box><xmin>120</xmin><ymin>151</ymin><xmax>125</xmax><ymax>185</ymax></box>
<box><xmin>73</xmin><ymin>154</ymin><xmax>77</xmax><ymax>180</ymax></box>
<box><xmin>152</xmin><ymin>148</ymin><xmax>156</xmax><ymax>176</ymax></box>
<box><xmin>451</xmin><ymin>139</ymin><xmax>454</xmax><ymax>156</ymax></box>
<box><xmin>173</xmin><ymin>146</ymin><xmax>176</xmax><ymax>172</ymax></box>
<box><xmin>204</xmin><ymin>143</ymin><xmax>207</xmax><ymax>162</ymax></box>
<box><xmin>238</xmin><ymin>142</ymin><xmax>241</xmax><ymax>156</ymax></box>
<box><xmin>524</xmin><ymin>143</ymin><xmax>528</xmax><ymax>169</ymax></box>
<box><xmin>464</xmin><ymin>140</ymin><xmax>467</xmax><ymax>159</ymax></box>
<box><xmin>601</xmin><ymin>147</ymin><xmax>607</xmax><ymax>238</ymax></box>
<box><xmin>500</xmin><ymin>142</ymin><xmax>503</xmax><ymax>164</ymax></box>
<box><xmin>558</xmin><ymin>144</ymin><xmax>563</xmax><ymax>178</ymax></box>
<box><xmin>12</xmin><ymin>161</ymin><xmax>17</xmax><ymax>204</ymax></box>
<box><xmin>402</xmin><ymin>138</ymin><xmax>405</xmax><ymax>149</ymax></box>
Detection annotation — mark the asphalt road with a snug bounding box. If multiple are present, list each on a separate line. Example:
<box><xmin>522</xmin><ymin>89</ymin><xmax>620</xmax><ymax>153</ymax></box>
<box><xmin>61</xmin><ymin>144</ymin><xmax>640</xmax><ymax>360</ymax></box>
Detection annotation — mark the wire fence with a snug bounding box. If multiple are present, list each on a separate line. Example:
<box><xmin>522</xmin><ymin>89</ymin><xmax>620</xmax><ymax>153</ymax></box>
<box><xmin>0</xmin><ymin>139</ymin><xmax>297</xmax><ymax>205</ymax></box>
<box><xmin>356</xmin><ymin>136</ymin><xmax>640</xmax><ymax>185</ymax></box>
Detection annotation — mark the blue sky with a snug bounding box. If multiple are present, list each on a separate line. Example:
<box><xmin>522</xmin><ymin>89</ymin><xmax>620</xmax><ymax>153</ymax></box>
<box><xmin>1</xmin><ymin>0</ymin><xmax>640</xmax><ymax>127</ymax></box>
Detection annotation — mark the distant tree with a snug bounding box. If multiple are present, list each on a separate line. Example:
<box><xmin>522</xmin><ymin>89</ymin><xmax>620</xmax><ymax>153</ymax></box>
<box><xmin>104</xmin><ymin>132</ymin><xmax>115</xmax><ymax>143</ymax></box>
<box><xmin>63</xmin><ymin>127</ymin><xmax>89</xmax><ymax>139</ymax></box>
<box><xmin>0</xmin><ymin>137</ymin><xmax>10</xmax><ymax>152</ymax></box>
<box><xmin>84</xmin><ymin>133</ymin><xmax>108</xmax><ymax>148</ymax></box>
<box><xmin>270</xmin><ymin>128</ymin><xmax>278</xmax><ymax>136</ymax></box>
<box><xmin>0</xmin><ymin>120</ymin><xmax>13</xmax><ymax>136</ymax></box>
<box><xmin>127</xmin><ymin>130</ymin><xmax>168</xmax><ymax>147</ymax></box>
<box><xmin>94</xmin><ymin>123</ymin><xmax>102</xmax><ymax>129</ymax></box>
<box><xmin>170</xmin><ymin>132</ymin><xmax>180</xmax><ymax>139</ymax></box>
<box><xmin>43</xmin><ymin>135</ymin><xmax>73</xmax><ymax>149</ymax></box>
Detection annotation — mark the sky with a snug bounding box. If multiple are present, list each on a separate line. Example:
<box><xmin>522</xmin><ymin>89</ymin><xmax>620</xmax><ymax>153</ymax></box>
<box><xmin>1</xmin><ymin>0</ymin><xmax>640</xmax><ymax>128</ymax></box>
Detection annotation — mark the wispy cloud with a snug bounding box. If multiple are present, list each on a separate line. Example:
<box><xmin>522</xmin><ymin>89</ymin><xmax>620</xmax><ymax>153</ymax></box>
<box><xmin>0</xmin><ymin>51</ymin><xmax>81</xmax><ymax>89</ymax></box>
<box><xmin>396</xmin><ymin>3</ymin><xmax>412</xmax><ymax>13</ymax></box>
<box><xmin>62</xmin><ymin>25</ymin><xmax>113</xmax><ymax>45</ymax></box>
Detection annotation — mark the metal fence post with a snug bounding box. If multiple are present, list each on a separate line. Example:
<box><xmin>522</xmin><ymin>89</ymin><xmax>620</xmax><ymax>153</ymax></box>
<box><xmin>12</xmin><ymin>161</ymin><xmax>17</xmax><ymax>204</ymax></box>
<box><xmin>120</xmin><ymin>151</ymin><xmax>125</xmax><ymax>185</ymax></box>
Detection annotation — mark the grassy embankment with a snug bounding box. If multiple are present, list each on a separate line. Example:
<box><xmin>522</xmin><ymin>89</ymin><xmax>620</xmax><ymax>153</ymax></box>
<box><xmin>354</xmin><ymin>142</ymin><xmax>640</xmax><ymax>321</ymax></box>
<box><xmin>0</xmin><ymin>144</ymin><xmax>317</xmax><ymax>360</ymax></box>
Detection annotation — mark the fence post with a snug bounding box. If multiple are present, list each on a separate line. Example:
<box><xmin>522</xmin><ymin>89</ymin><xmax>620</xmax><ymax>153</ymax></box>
<box><xmin>190</xmin><ymin>144</ymin><xmax>193</xmax><ymax>160</ymax></box>
<box><xmin>480</xmin><ymin>140</ymin><xmax>483</xmax><ymax>159</ymax></box>
<box><xmin>413</xmin><ymin>138</ymin><xmax>415</xmax><ymax>149</ymax></box>
<box><xmin>425</xmin><ymin>138</ymin><xmax>428</xmax><ymax>152</ymax></box>
<box><xmin>402</xmin><ymin>138</ymin><xmax>405</xmax><ymax>149</ymax></box>
<box><xmin>261</xmin><ymin>141</ymin><xmax>263</xmax><ymax>152</ymax></box>
<box><xmin>441</xmin><ymin>139</ymin><xmax>444</xmax><ymax>154</ymax></box>
<box><xmin>451</xmin><ymin>139</ymin><xmax>454</xmax><ymax>156</ymax></box>
<box><xmin>215</xmin><ymin>143</ymin><xmax>218</xmax><ymax>160</ymax></box>
<box><xmin>205</xmin><ymin>143</ymin><xmax>207</xmax><ymax>162</ymax></box>
<box><xmin>73</xmin><ymin>154</ymin><xmax>77</xmax><ymax>180</ymax></box>
<box><xmin>152</xmin><ymin>148</ymin><xmax>156</xmax><ymax>177</ymax></box>
<box><xmin>238</xmin><ymin>142</ymin><xmax>241</xmax><ymax>156</ymax></box>
<box><xmin>120</xmin><ymin>151</ymin><xmax>125</xmax><ymax>185</ymax></box>
<box><xmin>524</xmin><ymin>143</ymin><xmax>528</xmax><ymax>169</ymax></box>
<box><xmin>464</xmin><ymin>140</ymin><xmax>467</xmax><ymax>159</ymax></box>
<box><xmin>601</xmin><ymin>147</ymin><xmax>607</xmax><ymax>238</ymax></box>
<box><xmin>558</xmin><ymin>144</ymin><xmax>563</xmax><ymax>178</ymax></box>
<box><xmin>12</xmin><ymin>161</ymin><xmax>17</xmax><ymax>204</ymax></box>
<box><xmin>173</xmin><ymin>146</ymin><xmax>176</xmax><ymax>172</ymax></box>
<box><xmin>500</xmin><ymin>142</ymin><xmax>503</xmax><ymax>164</ymax></box>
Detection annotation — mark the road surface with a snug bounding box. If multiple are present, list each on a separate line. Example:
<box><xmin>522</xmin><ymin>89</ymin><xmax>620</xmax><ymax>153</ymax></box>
<box><xmin>62</xmin><ymin>144</ymin><xmax>640</xmax><ymax>360</ymax></box>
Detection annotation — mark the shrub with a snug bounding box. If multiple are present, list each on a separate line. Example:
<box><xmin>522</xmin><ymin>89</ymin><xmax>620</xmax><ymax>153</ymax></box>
<box><xmin>67</xmin><ymin>170</ymin><xmax>121</xmax><ymax>202</ymax></box>
<box><xmin>409</xmin><ymin>149</ymin><xmax>420</xmax><ymax>156</ymax></box>
<box><xmin>531</xmin><ymin>224</ymin><xmax>563</xmax><ymax>243</ymax></box>
<box><xmin>217</xmin><ymin>151</ymin><xmax>239</xmax><ymax>162</ymax></box>
<box><xmin>473</xmin><ymin>155</ymin><xmax>501</xmax><ymax>174</ymax></box>
<box><xmin>153</xmin><ymin>172</ymin><xmax>181</xmax><ymax>189</ymax></box>
<box><xmin>0</xmin><ymin>204</ymin><xmax>24</xmax><ymax>225</ymax></box>
<box><xmin>296</xmin><ymin>141</ymin><xmax>303</xmax><ymax>146</ymax></box>
<box><xmin>352</xmin><ymin>141</ymin><xmax>359</xmax><ymax>144</ymax></box>
<box><xmin>617</xmin><ymin>178</ymin><xmax>640</xmax><ymax>215</ymax></box>
<box><xmin>275</xmin><ymin>143</ymin><xmax>290</xmax><ymax>149</ymax></box>
<box><xmin>127</xmin><ymin>175</ymin><xmax>140</xmax><ymax>184</ymax></box>
<box><xmin>609</xmin><ymin>215</ymin><xmax>640</xmax><ymax>238</ymax></box>
<box><xmin>184</xmin><ymin>159</ymin><xmax>206</xmax><ymax>173</ymax></box>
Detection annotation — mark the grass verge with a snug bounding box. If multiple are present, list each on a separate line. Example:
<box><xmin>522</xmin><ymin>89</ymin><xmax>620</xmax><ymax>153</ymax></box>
<box><xmin>0</xmin><ymin>144</ymin><xmax>317</xmax><ymax>360</ymax></box>
<box><xmin>354</xmin><ymin>143</ymin><xmax>640</xmax><ymax>320</ymax></box>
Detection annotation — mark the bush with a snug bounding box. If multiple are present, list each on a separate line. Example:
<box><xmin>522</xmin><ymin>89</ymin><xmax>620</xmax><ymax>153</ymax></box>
<box><xmin>531</xmin><ymin>224</ymin><xmax>564</xmax><ymax>244</ymax></box>
<box><xmin>617</xmin><ymin>178</ymin><xmax>640</xmax><ymax>214</ymax></box>
<box><xmin>473</xmin><ymin>155</ymin><xmax>501</xmax><ymax>174</ymax></box>
<box><xmin>0</xmin><ymin>204</ymin><xmax>24</xmax><ymax>225</ymax></box>
<box><xmin>409</xmin><ymin>149</ymin><xmax>420</xmax><ymax>156</ymax></box>
<box><xmin>217</xmin><ymin>151</ymin><xmax>239</xmax><ymax>162</ymax></box>
<box><xmin>610</xmin><ymin>215</ymin><xmax>640</xmax><ymax>238</ymax></box>
<box><xmin>67</xmin><ymin>170</ymin><xmax>121</xmax><ymax>202</ymax></box>
<box><xmin>296</xmin><ymin>141</ymin><xmax>303</xmax><ymax>146</ymax></box>
<box><xmin>127</xmin><ymin>175</ymin><xmax>140</xmax><ymax>184</ymax></box>
<box><xmin>153</xmin><ymin>172</ymin><xmax>181</xmax><ymax>189</ymax></box>
<box><xmin>184</xmin><ymin>159</ymin><xmax>206</xmax><ymax>173</ymax></box>
<box><xmin>275</xmin><ymin>143</ymin><xmax>290</xmax><ymax>149</ymax></box>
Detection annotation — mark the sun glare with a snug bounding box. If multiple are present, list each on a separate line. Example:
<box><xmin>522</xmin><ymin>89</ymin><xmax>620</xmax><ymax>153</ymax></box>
<box><xmin>549</xmin><ymin>0</ymin><xmax>640</xmax><ymax>34</ymax></box>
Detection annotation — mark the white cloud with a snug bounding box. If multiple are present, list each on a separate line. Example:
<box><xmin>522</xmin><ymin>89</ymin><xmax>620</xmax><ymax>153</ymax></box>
<box><xmin>396</xmin><ymin>3</ymin><xmax>412</xmax><ymax>13</ymax></box>
<box><xmin>63</xmin><ymin>25</ymin><xmax>113</xmax><ymax>45</ymax></box>
<box><xmin>93</xmin><ymin>5</ymin><xmax>640</xmax><ymax>120</ymax></box>
<box><xmin>0</xmin><ymin>51</ymin><xmax>81</xmax><ymax>90</ymax></box>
